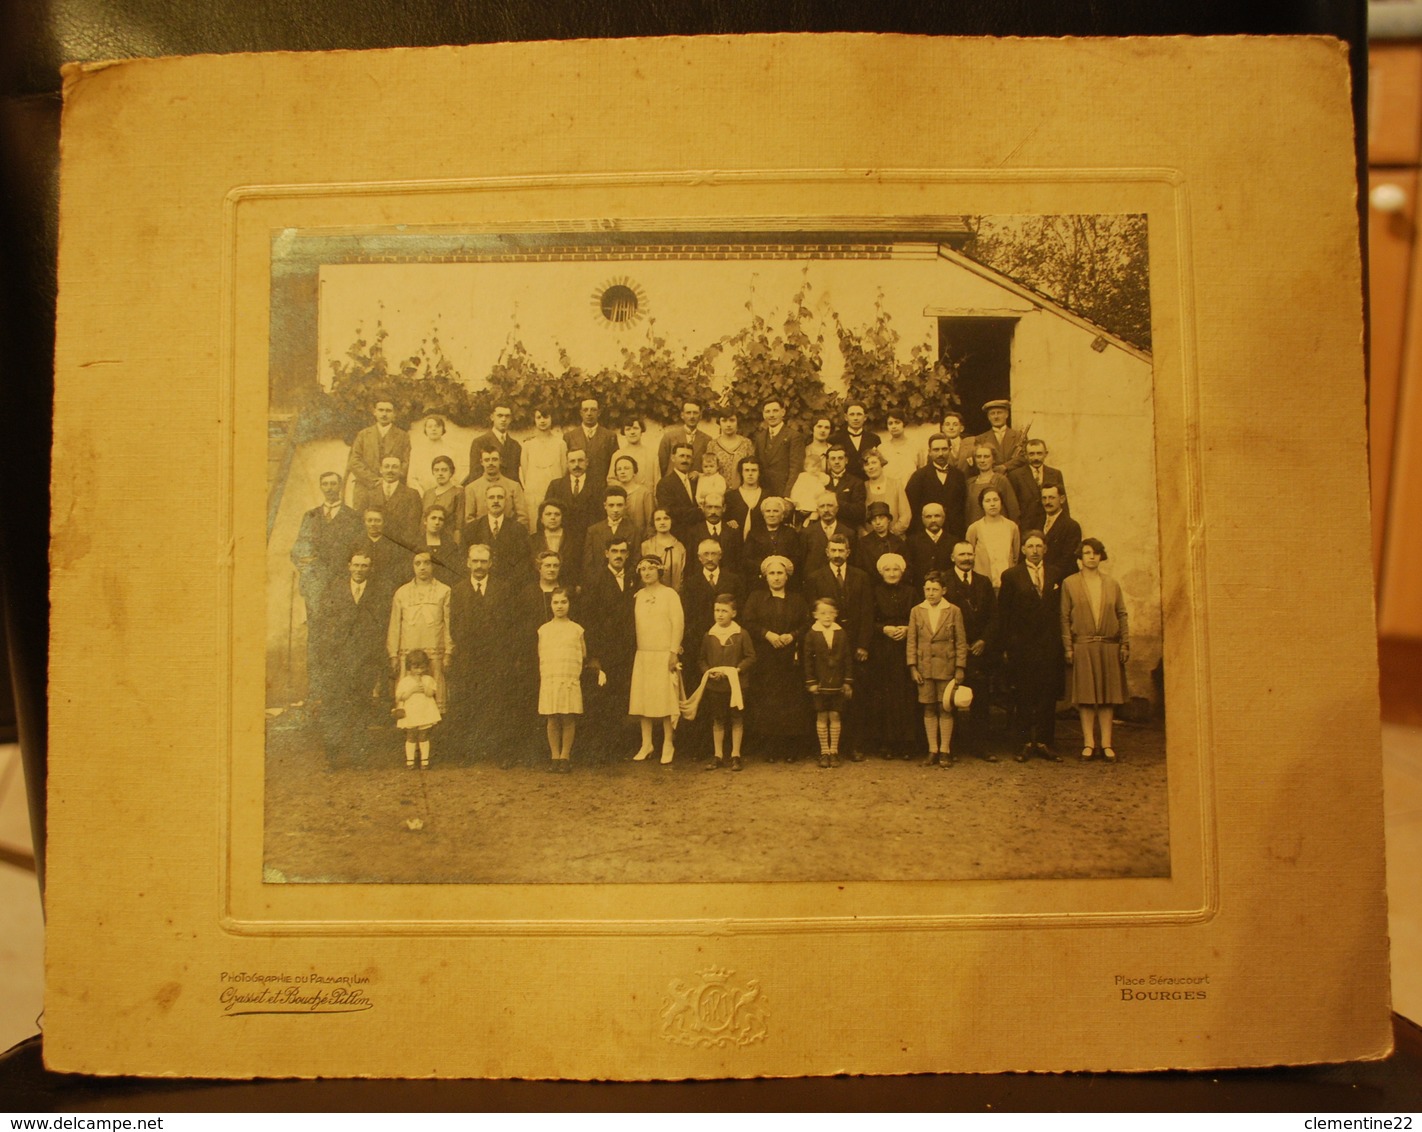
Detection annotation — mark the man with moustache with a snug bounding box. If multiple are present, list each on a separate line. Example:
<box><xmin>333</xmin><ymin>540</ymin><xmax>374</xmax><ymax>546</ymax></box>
<box><xmin>447</xmin><ymin>543</ymin><xmax>507</xmax><ymax>763</ymax></box>
<box><xmin>1008</xmin><ymin>439</ymin><xmax>1067</xmax><ymax>535</ymax></box>
<box><xmin>829</xmin><ymin>401</ymin><xmax>881</xmax><ymax>480</ymax></box>
<box><xmin>654</xmin><ymin>441</ymin><xmax>704</xmax><ymax>545</ymax></box>
<box><xmin>316</xmin><ymin>548</ymin><xmax>388</xmax><ymax>763</ymax></box>
<box><xmin>804</xmin><ymin>532</ymin><xmax>874</xmax><ymax>760</ymax></box>
<box><xmin>1040</xmin><ymin>484</ymin><xmax>1083</xmax><ymax>579</ymax></box>
<box><xmin>581</xmin><ymin>485</ymin><xmax>643</xmax><ymax>585</ymax></box>
<box><xmin>368</xmin><ymin>455</ymin><xmax>424</xmax><ymax>549</ymax></box>
<box><xmin>906</xmin><ymin>502</ymin><xmax>956</xmax><ymax>586</ymax></box>
<box><xmin>465</xmin><ymin>484</ymin><xmax>531</xmax><ymax>585</ymax></box>
<box><xmin>823</xmin><ymin>444</ymin><xmax>867</xmax><ymax>529</ymax></box>
<box><xmin>906</xmin><ymin>433</ymin><xmax>968</xmax><ymax>539</ymax></box>
<box><xmin>543</xmin><ymin>447</ymin><xmax>602</xmax><ymax>555</ymax></box>
<box><xmin>684</xmin><ymin>492</ymin><xmax>742</xmax><ymax>564</ymax></box>
<box><xmin>942</xmin><ymin>540</ymin><xmax>999</xmax><ymax>761</ymax></box>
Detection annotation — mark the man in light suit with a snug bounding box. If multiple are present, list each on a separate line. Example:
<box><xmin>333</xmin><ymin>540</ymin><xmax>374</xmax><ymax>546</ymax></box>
<box><xmin>973</xmin><ymin>398</ymin><xmax>1027</xmax><ymax>476</ymax></box>
<box><xmin>346</xmin><ymin>398</ymin><xmax>410</xmax><ymax>510</ymax></box>
<box><xmin>1007</xmin><ymin>439</ymin><xmax>1067</xmax><ymax>535</ymax></box>
<box><xmin>751</xmin><ymin>396</ymin><xmax>806</xmax><ymax>498</ymax></box>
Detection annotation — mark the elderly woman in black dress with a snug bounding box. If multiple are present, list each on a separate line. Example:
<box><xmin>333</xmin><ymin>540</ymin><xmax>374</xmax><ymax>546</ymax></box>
<box><xmin>741</xmin><ymin>554</ymin><xmax>812</xmax><ymax>762</ymax></box>
<box><xmin>866</xmin><ymin>552</ymin><xmax>922</xmax><ymax>760</ymax></box>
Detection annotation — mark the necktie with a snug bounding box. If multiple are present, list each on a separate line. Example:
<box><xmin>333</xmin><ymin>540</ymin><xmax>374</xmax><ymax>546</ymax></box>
<box><xmin>1032</xmin><ymin>566</ymin><xmax>1042</xmax><ymax>595</ymax></box>
<box><xmin>572</xmin><ymin>476</ymin><xmax>582</xmax><ymax>496</ymax></box>
<box><xmin>491</xmin><ymin>518</ymin><xmax>501</xmax><ymax>536</ymax></box>
<box><xmin>962</xmin><ymin>571</ymin><xmax>971</xmax><ymax>586</ymax></box>
<box><xmin>835</xmin><ymin>566</ymin><xmax>844</xmax><ymax>587</ymax></box>
<box><xmin>1034</xmin><ymin>468</ymin><xmax>1042</xmax><ymax>485</ymax></box>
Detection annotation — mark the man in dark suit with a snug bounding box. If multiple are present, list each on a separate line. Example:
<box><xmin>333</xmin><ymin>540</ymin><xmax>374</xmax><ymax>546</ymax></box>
<box><xmin>581</xmin><ymin>485</ymin><xmax>643</xmax><ymax>585</ymax></box>
<box><xmin>823</xmin><ymin>445</ymin><xmax>867</xmax><ymax>529</ymax></box>
<box><xmin>563</xmin><ymin>397</ymin><xmax>620</xmax><ymax>489</ymax></box>
<box><xmin>345</xmin><ymin>398</ymin><xmax>410</xmax><ymax>513</ymax></box>
<box><xmin>466</xmin><ymin>403</ymin><xmax>522</xmax><ymax>487</ymax></box>
<box><xmin>906</xmin><ymin>503</ymin><xmax>955</xmax><ymax>586</ymax></box>
<box><xmin>290</xmin><ymin>470</ymin><xmax>363</xmax><ymax>646</ymax></box>
<box><xmin>1041</xmin><ymin>484</ymin><xmax>1082</xmax><ymax>579</ymax></box>
<box><xmin>656</xmin><ymin>400</ymin><xmax>712</xmax><ymax>480</ymax></box>
<box><xmin>1007</xmin><ymin>439</ymin><xmax>1067</xmax><ymax>535</ymax></box>
<box><xmin>906</xmin><ymin>433</ymin><xmax>968</xmax><ymax>539</ymax></box>
<box><xmin>465</xmin><ymin>483</ymin><xmax>531</xmax><ymax>586</ymax></box>
<box><xmin>997</xmin><ymin>531</ymin><xmax>1065</xmax><ymax>761</ymax></box>
<box><xmin>316</xmin><ymin>547</ymin><xmax>389</xmax><ymax>763</ymax></box>
<box><xmin>654</xmin><ymin>441</ymin><xmax>703</xmax><ymax>545</ymax></box>
<box><xmin>802</xmin><ymin>491</ymin><xmax>857</xmax><ymax>579</ymax></box>
<box><xmin>741</xmin><ymin>496</ymin><xmax>804</xmax><ymax>587</ymax></box>
<box><xmin>973</xmin><ymin>398</ymin><xmax>1028</xmax><ymax>476</ymax></box>
<box><xmin>364</xmin><ymin>455</ymin><xmax>424</xmax><ymax>549</ymax></box>
<box><xmin>680</xmin><ymin>537</ymin><xmax>746</xmax><ymax>673</ymax></box>
<box><xmin>543</xmin><ymin>448</ymin><xmax>602</xmax><ymax>557</ymax></box>
<box><xmin>447</xmin><ymin>542</ymin><xmax>507</xmax><ymax>763</ymax></box>
<box><xmin>581</xmin><ymin>537</ymin><xmax>639</xmax><ymax>760</ymax></box>
<box><xmin>684</xmin><ymin>493</ymin><xmax>742</xmax><ymax>565</ymax></box>
<box><xmin>353</xmin><ymin>509</ymin><xmax>409</xmax><ymax>610</ymax></box>
<box><xmin>943</xmin><ymin>540</ymin><xmax>999</xmax><ymax>760</ymax></box>
<box><xmin>751</xmin><ymin>396</ymin><xmax>805</xmax><ymax>497</ymax></box>
<box><xmin>805</xmin><ymin>533</ymin><xmax>874</xmax><ymax>760</ymax></box>
<box><xmin>828</xmin><ymin>400</ymin><xmax>881</xmax><ymax>481</ymax></box>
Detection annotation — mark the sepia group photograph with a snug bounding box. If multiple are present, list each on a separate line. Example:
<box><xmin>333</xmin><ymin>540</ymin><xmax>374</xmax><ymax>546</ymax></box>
<box><xmin>261</xmin><ymin>213</ymin><xmax>1169</xmax><ymax>888</ymax></box>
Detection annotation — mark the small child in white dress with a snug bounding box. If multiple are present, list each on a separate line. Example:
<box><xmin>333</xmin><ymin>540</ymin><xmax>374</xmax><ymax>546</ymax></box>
<box><xmin>393</xmin><ymin>649</ymin><xmax>441</xmax><ymax>769</ymax></box>
<box><xmin>538</xmin><ymin>588</ymin><xmax>604</xmax><ymax>772</ymax></box>
<box><xmin>694</xmin><ymin>449</ymin><xmax>728</xmax><ymax>512</ymax></box>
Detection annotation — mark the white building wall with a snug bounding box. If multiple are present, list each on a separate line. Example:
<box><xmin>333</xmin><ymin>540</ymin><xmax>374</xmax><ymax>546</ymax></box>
<box><xmin>300</xmin><ymin>251</ymin><xmax>1161</xmax><ymax>704</ymax></box>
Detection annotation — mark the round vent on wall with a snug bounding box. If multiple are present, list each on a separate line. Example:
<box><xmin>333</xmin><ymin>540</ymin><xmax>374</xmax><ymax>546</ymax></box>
<box><xmin>592</xmin><ymin>277</ymin><xmax>647</xmax><ymax>328</ymax></box>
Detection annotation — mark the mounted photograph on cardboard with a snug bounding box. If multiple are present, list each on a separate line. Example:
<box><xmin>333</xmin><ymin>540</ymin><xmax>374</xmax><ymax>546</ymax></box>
<box><xmin>262</xmin><ymin>214</ymin><xmax>1168</xmax><ymax>888</ymax></box>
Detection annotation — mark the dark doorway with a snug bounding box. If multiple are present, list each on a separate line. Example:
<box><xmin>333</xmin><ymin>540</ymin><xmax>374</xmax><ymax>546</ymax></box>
<box><xmin>939</xmin><ymin>317</ymin><xmax>1017</xmax><ymax>434</ymax></box>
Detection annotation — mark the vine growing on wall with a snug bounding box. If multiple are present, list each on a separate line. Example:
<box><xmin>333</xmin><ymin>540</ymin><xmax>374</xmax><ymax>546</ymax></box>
<box><xmin>307</xmin><ymin>284</ymin><xmax>957</xmax><ymax>441</ymax></box>
<box><xmin>834</xmin><ymin>296</ymin><xmax>959</xmax><ymax>423</ymax></box>
<box><xmin>723</xmin><ymin>279</ymin><xmax>827</xmax><ymax>422</ymax></box>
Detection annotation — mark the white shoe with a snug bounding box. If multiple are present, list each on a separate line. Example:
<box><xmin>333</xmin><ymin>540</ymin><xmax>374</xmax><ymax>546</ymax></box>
<box><xmin>632</xmin><ymin>746</ymin><xmax>654</xmax><ymax>762</ymax></box>
<box><xmin>660</xmin><ymin>744</ymin><xmax>675</xmax><ymax>765</ymax></box>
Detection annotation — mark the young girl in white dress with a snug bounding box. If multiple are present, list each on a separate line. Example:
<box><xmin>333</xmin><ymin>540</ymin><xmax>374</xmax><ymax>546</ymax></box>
<box><xmin>537</xmin><ymin>587</ymin><xmax>601</xmax><ymax>772</ymax></box>
<box><xmin>694</xmin><ymin>449</ymin><xmax>728</xmax><ymax>512</ymax></box>
<box><xmin>790</xmin><ymin>416</ymin><xmax>834</xmax><ymax>523</ymax></box>
<box><xmin>393</xmin><ymin>649</ymin><xmax>441</xmax><ymax>769</ymax></box>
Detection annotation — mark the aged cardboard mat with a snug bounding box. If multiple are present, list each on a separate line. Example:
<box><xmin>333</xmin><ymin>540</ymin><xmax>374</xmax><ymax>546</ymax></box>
<box><xmin>47</xmin><ymin>36</ymin><xmax>1391</xmax><ymax>1077</ymax></box>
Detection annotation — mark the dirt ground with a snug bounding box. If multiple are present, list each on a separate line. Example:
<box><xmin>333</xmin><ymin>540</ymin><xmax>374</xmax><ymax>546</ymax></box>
<box><xmin>264</xmin><ymin>709</ymin><xmax>1170</xmax><ymax>884</ymax></box>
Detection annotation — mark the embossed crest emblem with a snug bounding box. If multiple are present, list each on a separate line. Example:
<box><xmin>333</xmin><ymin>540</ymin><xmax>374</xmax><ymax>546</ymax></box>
<box><xmin>660</xmin><ymin>967</ymin><xmax>768</xmax><ymax>1048</ymax></box>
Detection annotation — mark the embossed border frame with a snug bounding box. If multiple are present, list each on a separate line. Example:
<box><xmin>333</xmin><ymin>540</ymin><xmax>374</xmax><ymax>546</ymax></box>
<box><xmin>221</xmin><ymin>168</ymin><xmax>1212</xmax><ymax>937</ymax></box>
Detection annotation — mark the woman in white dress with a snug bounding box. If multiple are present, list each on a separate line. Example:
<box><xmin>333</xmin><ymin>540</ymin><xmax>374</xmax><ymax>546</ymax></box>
<box><xmin>965</xmin><ymin>488</ymin><xmax>1020</xmax><ymax>590</ymax></box>
<box><xmin>519</xmin><ymin>406</ymin><xmax>567</xmax><ymax>516</ymax></box>
<box><xmin>628</xmin><ymin>555</ymin><xmax>685</xmax><ymax>764</ymax></box>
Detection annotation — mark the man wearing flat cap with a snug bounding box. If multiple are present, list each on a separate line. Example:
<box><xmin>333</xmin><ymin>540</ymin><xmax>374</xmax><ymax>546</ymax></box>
<box><xmin>973</xmin><ymin>399</ymin><xmax>1027</xmax><ymax>476</ymax></box>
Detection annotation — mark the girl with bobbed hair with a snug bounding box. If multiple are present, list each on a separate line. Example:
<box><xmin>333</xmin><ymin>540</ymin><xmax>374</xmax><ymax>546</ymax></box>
<box><xmin>1060</xmin><ymin>537</ymin><xmax>1131</xmax><ymax>762</ymax></box>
